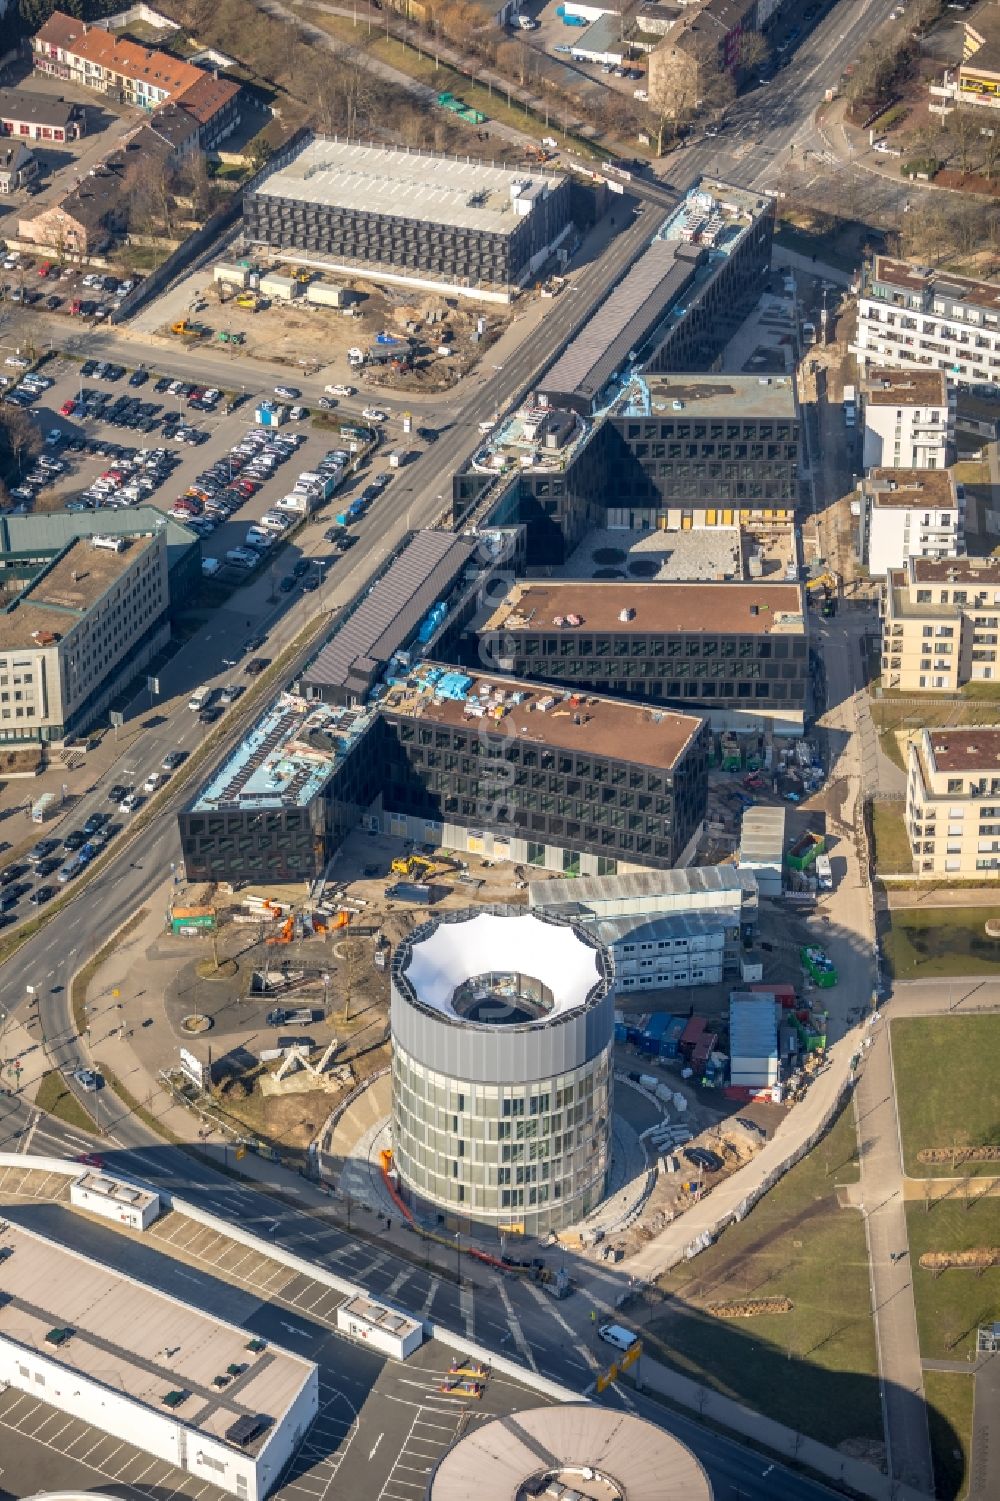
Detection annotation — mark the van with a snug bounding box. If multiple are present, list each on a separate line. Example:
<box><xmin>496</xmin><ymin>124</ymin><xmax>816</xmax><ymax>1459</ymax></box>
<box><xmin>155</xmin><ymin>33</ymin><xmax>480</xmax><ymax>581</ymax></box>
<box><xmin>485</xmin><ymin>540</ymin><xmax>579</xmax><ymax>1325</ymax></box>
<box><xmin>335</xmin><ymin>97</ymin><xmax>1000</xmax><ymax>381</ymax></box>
<box><xmin>188</xmin><ymin>685</ymin><xmax>212</xmax><ymax>712</ymax></box>
<box><xmin>598</xmin><ymin>1323</ymin><xmax>638</xmax><ymax>1353</ymax></box>
<box><xmin>226</xmin><ymin>548</ymin><xmax>258</xmax><ymax>569</ymax></box>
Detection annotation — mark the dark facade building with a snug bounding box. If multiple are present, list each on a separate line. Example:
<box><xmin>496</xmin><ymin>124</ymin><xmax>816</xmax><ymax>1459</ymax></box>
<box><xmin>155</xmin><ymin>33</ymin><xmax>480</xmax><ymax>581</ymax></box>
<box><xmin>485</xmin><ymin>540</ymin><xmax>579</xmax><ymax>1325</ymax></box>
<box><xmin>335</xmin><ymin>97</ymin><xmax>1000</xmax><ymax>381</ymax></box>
<box><xmin>478</xmin><ymin>580</ymin><xmax>808</xmax><ymax>728</ymax></box>
<box><xmin>538</xmin><ymin>178</ymin><xmax>775</xmax><ymax>414</ymax></box>
<box><xmin>245</xmin><ymin>137</ymin><xmax>572</xmax><ymax>290</ymax></box>
<box><xmin>375</xmin><ymin>662</ymin><xmax>709</xmax><ymax>873</ymax></box>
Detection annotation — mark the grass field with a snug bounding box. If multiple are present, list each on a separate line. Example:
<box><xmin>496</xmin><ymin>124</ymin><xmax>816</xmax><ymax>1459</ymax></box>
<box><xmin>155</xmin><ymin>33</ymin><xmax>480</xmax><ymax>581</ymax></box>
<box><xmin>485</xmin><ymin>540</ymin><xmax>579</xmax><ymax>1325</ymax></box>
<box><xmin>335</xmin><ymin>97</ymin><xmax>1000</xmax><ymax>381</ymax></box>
<box><xmin>884</xmin><ymin>908</ymin><xmax>1000</xmax><ymax>982</ymax></box>
<box><xmin>907</xmin><ymin>1196</ymin><xmax>1000</xmax><ymax>1358</ymax></box>
<box><xmin>645</xmin><ymin>1106</ymin><xmax>881</xmax><ymax>1450</ymax></box>
<box><xmin>35</xmin><ymin>1069</ymin><xmax>97</xmax><ymax>1135</ymax></box>
<box><xmin>893</xmin><ymin>1015</ymin><xmax>1000</xmax><ymax>1176</ymax></box>
<box><xmin>924</xmin><ymin>1370</ymin><xmax>974</xmax><ymax>1501</ymax></box>
<box><xmin>871</xmin><ymin>801</ymin><xmax>912</xmax><ymax>875</ymax></box>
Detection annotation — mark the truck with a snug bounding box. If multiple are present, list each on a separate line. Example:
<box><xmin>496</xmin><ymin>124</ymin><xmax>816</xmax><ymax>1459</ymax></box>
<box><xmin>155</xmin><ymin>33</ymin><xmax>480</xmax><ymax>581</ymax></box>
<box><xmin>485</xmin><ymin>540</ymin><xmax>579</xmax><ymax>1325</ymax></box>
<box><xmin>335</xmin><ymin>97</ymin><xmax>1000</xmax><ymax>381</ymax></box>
<box><xmin>815</xmin><ymin>853</ymin><xmax>833</xmax><ymax>890</ymax></box>
<box><xmin>188</xmin><ymin>685</ymin><xmax>212</xmax><ymax>712</ymax></box>
<box><xmin>843</xmin><ymin>384</ymin><xmax>856</xmax><ymax>428</ymax></box>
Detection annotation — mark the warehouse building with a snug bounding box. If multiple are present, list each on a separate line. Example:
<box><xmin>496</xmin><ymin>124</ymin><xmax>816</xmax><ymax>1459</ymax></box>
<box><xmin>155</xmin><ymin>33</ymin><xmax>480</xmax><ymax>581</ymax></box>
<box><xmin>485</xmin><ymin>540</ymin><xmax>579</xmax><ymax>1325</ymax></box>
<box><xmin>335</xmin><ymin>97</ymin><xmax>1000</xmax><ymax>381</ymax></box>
<box><xmin>376</xmin><ymin>661</ymin><xmax>709</xmax><ymax>873</ymax></box>
<box><xmin>244</xmin><ymin>137</ymin><xmax>572</xmax><ymax>293</ymax></box>
<box><xmin>0</xmin><ymin>529</ymin><xmax>169</xmax><ymax>745</ymax></box>
<box><xmin>390</xmin><ymin>906</ymin><xmax>614</xmax><ymax>1233</ymax></box>
<box><xmin>479</xmin><ymin>578</ymin><xmax>808</xmax><ymax>732</ymax></box>
<box><xmin>538</xmin><ymin>178</ymin><xmax>774</xmax><ymax>413</ymax></box>
<box><xmin>0</xmin><ymin>1218</ymin><xmax>318</xmax><ymax>1501</ymax></box>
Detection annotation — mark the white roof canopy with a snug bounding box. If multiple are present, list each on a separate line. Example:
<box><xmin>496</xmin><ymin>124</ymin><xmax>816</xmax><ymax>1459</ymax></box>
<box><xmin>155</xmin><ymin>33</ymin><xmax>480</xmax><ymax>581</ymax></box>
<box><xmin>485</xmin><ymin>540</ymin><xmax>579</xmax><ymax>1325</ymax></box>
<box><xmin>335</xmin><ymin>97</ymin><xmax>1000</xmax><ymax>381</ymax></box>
<box><xmin>402</xmin><ymin>912</ymin><xmax>602</xmax><ymax>1023</ymax></box>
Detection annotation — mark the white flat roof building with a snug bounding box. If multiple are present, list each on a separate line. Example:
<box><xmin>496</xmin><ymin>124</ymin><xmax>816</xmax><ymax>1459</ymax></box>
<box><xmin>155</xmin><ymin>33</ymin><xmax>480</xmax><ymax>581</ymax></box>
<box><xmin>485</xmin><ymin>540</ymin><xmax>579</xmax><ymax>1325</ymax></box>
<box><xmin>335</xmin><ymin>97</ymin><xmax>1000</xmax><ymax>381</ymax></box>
<box><xmin>738</xmin><ymin>806</ymin><xmax>786</xmax><ymax>897</ymax></box>
<box><xmin>0</xmin><ymin>1218</ymin><xmax>318</xmax><ymax>1501</ymax></box>
<box><xmin>861</xmin><ymin>368</ymin><xmax>954</xmax><ymax>471</ymax></box>
<box><xmin>860</xmin><ymin>467</ymin><xmax>963</xmax><ymax>577</ymax></box>
<box><xmin>70</xmin><ymin>1169</ymin><xmax>160</xmax><ymax>1230</ymax></box>
<box><xmin>335</xmin><ymin>1295</ymin><xmax>423</xmax><ymax>1360</ymax></box>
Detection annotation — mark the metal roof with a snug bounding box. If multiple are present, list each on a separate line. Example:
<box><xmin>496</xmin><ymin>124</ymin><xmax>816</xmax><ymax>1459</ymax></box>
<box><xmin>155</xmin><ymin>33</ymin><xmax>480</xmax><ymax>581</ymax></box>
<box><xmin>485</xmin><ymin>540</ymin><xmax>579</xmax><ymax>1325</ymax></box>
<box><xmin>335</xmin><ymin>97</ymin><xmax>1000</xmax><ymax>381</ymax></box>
<box><xmin>301</xmin><ymin>531</ymin><xmax>475</xmax><ymax>698</ymax></box>
<box><xmin>595</xmin><ymin>909</ymin><xmax>732</xmax><ymax>946</ymax></box>
<box><xmin>739</xmin><ymin>805</ymin><xmax>786</xmax><ymax>865</ymax></box>
<box><xmin>540</xmin><ymin>239</ymin><xmax>698</xmax><ymax>406</ymax></box>
<box><xmin>528</xmin><ymin>864</ymin><xmax>754</xmax><ymax>915</ymax></box>
<box><xmin>730</xmin><ymin>991</ymin><xmax>779</xmax><ymax>1059</ymax></box>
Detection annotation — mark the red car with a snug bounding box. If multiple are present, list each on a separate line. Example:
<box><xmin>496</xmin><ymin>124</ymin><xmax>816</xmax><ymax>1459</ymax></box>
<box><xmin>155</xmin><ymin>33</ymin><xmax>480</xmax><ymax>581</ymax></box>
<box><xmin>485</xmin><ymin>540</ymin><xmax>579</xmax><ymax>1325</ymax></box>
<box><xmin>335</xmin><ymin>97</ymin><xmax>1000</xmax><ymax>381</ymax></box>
<box><xmin>37</xmin><ymin>261</ymin><xmax>52</xmax><ymax>278</ymax></box>
<box><xmin>75</xmin><ymin>1152</ymin><xmax>104</xmax><ymax>1169</ymax></box>
<box><xmin>59</xmin><ymin>398</ymin><xmax>76</xmax><ymax>417</ymax></box>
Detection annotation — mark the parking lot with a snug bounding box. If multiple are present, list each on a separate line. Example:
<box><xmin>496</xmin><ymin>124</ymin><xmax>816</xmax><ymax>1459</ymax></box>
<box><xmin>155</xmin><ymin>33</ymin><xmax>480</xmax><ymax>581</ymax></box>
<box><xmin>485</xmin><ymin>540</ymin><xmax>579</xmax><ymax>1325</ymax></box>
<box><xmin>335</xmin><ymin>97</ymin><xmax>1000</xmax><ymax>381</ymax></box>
<box><xmin>0</xmin><ymin>1190</ymin><xmax>553</xmax><ymax>1501</ymax></box>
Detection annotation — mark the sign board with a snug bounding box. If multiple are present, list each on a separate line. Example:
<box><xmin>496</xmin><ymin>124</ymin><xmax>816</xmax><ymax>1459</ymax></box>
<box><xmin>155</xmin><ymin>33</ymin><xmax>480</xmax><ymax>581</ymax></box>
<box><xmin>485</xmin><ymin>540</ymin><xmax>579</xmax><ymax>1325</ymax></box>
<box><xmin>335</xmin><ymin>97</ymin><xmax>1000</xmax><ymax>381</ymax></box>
<box><xmin>147</xmin><ymin>676</ymin><xmax>160</xmax><ymax>696</ymax></box>
<box><xmin>620</xmin><ymin>1341</ymin><xmax>642</xmax><ymax>1370</ymax></box>
<box><xmin>110</xmin><ymin>710</ymin><xmax>124</xmax><ymax>728</ymax></box>
<box><xmin>178</xmin><ymin>1047</ymin><xmax>209</xmax><ymax>1091</ymax></box>
<box><xmin>172</xmin><ymin>912</ymin><xmax>215</xmax><ymax>933</ymax></box>
<box><xmin>596</xmin><ymin>1363</ymin><xmax>618</xmax><ymax>1392</ymax></box>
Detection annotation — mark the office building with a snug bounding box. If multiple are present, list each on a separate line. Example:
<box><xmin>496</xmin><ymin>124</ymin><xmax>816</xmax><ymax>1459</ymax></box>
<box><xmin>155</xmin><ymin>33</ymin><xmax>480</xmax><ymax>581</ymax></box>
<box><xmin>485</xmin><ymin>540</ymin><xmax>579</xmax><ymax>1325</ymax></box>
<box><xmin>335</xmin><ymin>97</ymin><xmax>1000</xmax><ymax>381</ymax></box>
<box><xmin>860</xmin><ymin>467</ymin><xmax>963</xmax><ymax>577</ymax></box>
<box><xmin>390</xmin><ymin>906</ymin><xmax>614</xmax><ymax>1233</ymax></box>
<box><xmin>906</xmin><ymin>727</ymin><xmax>1000</xmax><ymax>875</ymax></box>
<box><xmin>0</xmin><ymin>529</ymin><xmax>168</xmax><ymax>744</ymax></box>
<box><xmin>852</xmin><ymin>255</ymin><xmax>1000</xmax><ymax>388</ymax></box>
<box><xmin>479</xmin><ymin>578</ymin><xmax>807</xmax><ymax>725</ymax></box>
<box><xmin>244</xmin><ymin>136</ymin><xmax>572</xmax><ymax>294</ymax></box>
<box><xmin>881</xmin><ymin>554</ymin><xmax>1000</xmax><ymax>691</ymax></box>
<box><xmin>0</xmin><ymin>1218</ymin><xmax>318</xmax><ymax>1501</ymax></box>
<box><xmin>430</xmin><ymin>1405</ymin><xmax>712</xmax><ymax>1501</ymax></box>
<box><xmin>861</xmin><ymin>367</ymin><xmax>954</xmax><ymax>470</ymax></box>
<box><xmin>376</xmin><ymin>661</ymin><xmax>710</xmax><ymax>873</ymax></box>
<box><xmin>538</xmin><ymin>179</ymin><xmax>775</xmax><ymax>413</ymax></box>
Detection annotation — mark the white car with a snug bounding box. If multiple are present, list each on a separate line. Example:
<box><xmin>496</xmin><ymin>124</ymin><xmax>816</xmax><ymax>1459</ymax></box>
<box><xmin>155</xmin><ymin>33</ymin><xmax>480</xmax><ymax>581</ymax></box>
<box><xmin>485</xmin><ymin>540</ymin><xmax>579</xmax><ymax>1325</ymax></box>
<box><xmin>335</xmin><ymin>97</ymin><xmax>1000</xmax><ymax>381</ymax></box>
<box><xmin>274</xmin><ymin>385</ymin><xmax>300</xmax><ymax>400</ymax></box>
<box><xmin>143</xmin><ymin>772</ymin><xmax>163</xmax><ymax>793</ymax></box>
<box><xmin>327</xmin><ymin>383</ymin><xmax>356</xmax><ymax>397</ymax></box>
<box><xmin>73</xmin><ymin>1068</ymin><xmax>101</xmax><ymax>1092</ymax></box>
<box><xmin>362</xmin><ymin>407</ymin><xmax>387</xmax><ymax>422</ymax></box>
<box><xmin>4</xmin><ymin>355</ymin><xmax>29</xmax><ymax>370</ymax></box>
<box><xmin>289</xmin><ymin>405</ymin><xmax>307</xmax><ymax>421</ymax></box>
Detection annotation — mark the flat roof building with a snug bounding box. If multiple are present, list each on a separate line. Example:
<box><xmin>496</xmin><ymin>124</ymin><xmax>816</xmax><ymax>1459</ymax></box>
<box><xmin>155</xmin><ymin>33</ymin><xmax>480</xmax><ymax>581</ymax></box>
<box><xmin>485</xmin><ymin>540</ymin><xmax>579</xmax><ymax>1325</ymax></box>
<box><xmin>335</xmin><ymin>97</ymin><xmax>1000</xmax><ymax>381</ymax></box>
<box><xmin>861</xmin><ymin>367</ymin><xmax>954</xmax><ymax>471</ymax></box>
<box><xmin>69</xmin><ymin>1169</ymin><xmax>160</xmax><ymax>1230</ymax></box>
<box><xmin>245</xmin><ymin>136</ymin><xmax>572</xmax><ymax>294</ymax></box>
<box><xmin>881</xmin><ymin>553</ymin><xmax>1000</xmax><ymax>692</ymax></box>
<box><xmin>0</xmin><ymin>1218</ymin><xmax>318</xmax><ymax>1501</ymax></box>
<box><xmin>478</xmin><ymin>579</ymin><xmax>808</xmax><ymax>732</ymax></box>
<box><xmin>538</xmin><ymin>179</ymin><xmax>774</xmax><ymax>413</ymax></box>
<box><xmin>860</xmin><ymin>467</ymin><xmax>963</xmax><ymax>576</ymax></box>
<box><xmin>852</xmin><ymin>255</ymin><xmax>1000</xmax><ymax>388</ymax></box>
<box><xmin>0</xmin><ymin>529</ymin><xmax>169</xmax><ymax>744</ymax></box>
<box><xmin>906</xmin><ymin>726</ymin><xmax>1000</xmax><ymax>876</ymax></box>
<box><xmin>739</xmin><ymin>803</ymin><xmax>785</xmax><ymax>896</ymax></box>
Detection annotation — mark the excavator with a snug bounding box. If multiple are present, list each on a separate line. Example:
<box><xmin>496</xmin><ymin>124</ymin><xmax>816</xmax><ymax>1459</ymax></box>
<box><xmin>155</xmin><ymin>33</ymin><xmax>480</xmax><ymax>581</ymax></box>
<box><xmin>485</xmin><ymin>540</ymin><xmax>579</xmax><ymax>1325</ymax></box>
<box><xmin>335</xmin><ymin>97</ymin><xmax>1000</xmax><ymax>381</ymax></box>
<box><xmin>390</xmin><ymin>853</ymin><xmax>436</xmax><ymax>879</ymax></box>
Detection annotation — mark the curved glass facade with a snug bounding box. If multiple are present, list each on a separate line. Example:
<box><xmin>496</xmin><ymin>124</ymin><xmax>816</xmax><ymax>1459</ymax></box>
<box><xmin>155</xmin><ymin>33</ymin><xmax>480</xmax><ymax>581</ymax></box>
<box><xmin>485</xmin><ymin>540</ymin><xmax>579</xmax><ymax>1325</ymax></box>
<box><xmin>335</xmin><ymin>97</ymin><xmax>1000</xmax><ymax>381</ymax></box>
<box><xmin>391</xmin><ymin>1041</ymin><xmax>612</xmax><ymax>1235</ymax></box>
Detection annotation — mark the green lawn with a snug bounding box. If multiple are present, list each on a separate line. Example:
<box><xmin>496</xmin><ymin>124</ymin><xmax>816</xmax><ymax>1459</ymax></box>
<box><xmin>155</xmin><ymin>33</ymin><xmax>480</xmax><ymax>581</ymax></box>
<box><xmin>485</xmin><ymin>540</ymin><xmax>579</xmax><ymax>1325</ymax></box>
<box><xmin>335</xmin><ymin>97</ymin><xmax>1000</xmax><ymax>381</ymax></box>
<box><xmin>884</xmin><ymin>908</ymin><xmax>1000</xmax><ymax>983</ymax></box>
<box><xmin>924</xmin><ymin>1370</ymin><xmax>974</xmax><ymax>1501</ymax></box>
<box><xmin>871</xmin><ymin>801</ymin><xmax>912</xmax><ymax>874</ymax></box>
<box><xmin>35</xmin><ymin>1069</ymin><xmax>97</xmax><ymax>1135</ymax></box>
<box><xmin>893</xmin><ymin>1015</ymin><xmax>1000</xmax><ymax>1176</ymax></box>
<box><xmin>907</xmin><ymin>1196</ymin><xmax>1000</xmax><ymax>1358</ymax></box>
<box><xmin>645</xmin><ymin>1106</ymin><xmax>881</xmax><ymax>1449</ymax></box>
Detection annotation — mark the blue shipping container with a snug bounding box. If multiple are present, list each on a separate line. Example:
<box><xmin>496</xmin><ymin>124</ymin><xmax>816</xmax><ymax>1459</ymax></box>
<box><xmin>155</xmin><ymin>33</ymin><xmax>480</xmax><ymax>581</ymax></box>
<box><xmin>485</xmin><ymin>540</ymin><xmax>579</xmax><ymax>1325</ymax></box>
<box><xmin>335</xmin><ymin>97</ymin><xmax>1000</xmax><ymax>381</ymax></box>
<box><xmin>614</xmin><ymin>1022</ymin><xmax>628</xmax><ymax>1044</ymax></box>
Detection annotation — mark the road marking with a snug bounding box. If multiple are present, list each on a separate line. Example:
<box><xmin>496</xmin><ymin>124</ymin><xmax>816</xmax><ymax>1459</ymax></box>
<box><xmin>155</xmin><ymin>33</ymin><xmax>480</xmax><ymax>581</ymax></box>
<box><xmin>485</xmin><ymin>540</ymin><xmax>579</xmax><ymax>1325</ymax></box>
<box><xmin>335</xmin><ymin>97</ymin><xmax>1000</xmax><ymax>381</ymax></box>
<box><xmin>493</xmin><ymin>1275</ymin><xmax>538</xmax><ymax>1372</ymax></box>
<box><xmin>280</xmin><ymin>1320</ymin><xmax>312</xmax><ymax>1339</ymax></box>
<box><xmin>369</xmin><ymin>1433</ymin><xmax>383</xmax><ymax>1461</ymax></box>
<box><xmin>21</xmin><ymin>1110</ymin><xmax>39</xmax><ymax>1156</ymax></box>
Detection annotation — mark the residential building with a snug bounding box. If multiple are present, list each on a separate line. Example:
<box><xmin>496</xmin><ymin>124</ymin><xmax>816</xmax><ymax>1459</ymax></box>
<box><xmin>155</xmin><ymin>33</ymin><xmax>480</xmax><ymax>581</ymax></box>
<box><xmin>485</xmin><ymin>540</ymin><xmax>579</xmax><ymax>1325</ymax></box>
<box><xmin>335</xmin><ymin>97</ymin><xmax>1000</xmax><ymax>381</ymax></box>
<box><xmin>244</xmin><ymin>136</ymin><xmax>572</xmax><ymax>295</ymax></box>
<box><xmin>906</xmin><ymin>727</ymin><xmax>1000</xmax><ymax>875</ymax></box>
<box><xmin>930</xmin><ymin>2</ymin><xmax>1000</xmax><ymax>116</ymax></box>
<box><xmin>31</xmin><ymin>12</ymin><xmax>241</xmax><ymax>143</ymax></box>
<box><xmin>538</xmin><ymin>179</ymin><xmax>775</xmax><ymax>411</ymax></box>
<box><xmin>0</xmin><ymin>530</ymin><xmax>169</xmax><ymax>743</ymax></box>
<box><xmin>859</xmin><ymin>467</ymin><xmax>963</xmax><ymax>577</ymax></box>
<box><xmin>0</xmin><ymin>143</ymin><xmax>38</xmax><ymax>195</ymax></box>
<box><xmin>881</xmin><ymin>554</ymin><xmax>1000</xmax><ymax>691</ymax></box>
<box><xmin>478</xmin><ymin>579</ymin><xmax>808</xmax><ymax>731</ymax></box>
<box><xmin>649</xmin><ymin>0</ymin><xmax>754</xmax><ymax>119</ymax></box>
<box><xmin>852</xmin><ymin>255</ymin><xmax>1000</xmax><ymax>388</ymax></box>
<box><xmin>18</xmin><ymin>163</ymin><xmax>127</xmax><ymax>254</ymax></box>
<box><xmin>0</xmin><ymin>89</ymin><xmax>84</xmax><ymax>142</ymax></box>
<box><xmin>861</xmin><ymin>367</ymin><xmax>954</xmax><ymax>470</ymax></box>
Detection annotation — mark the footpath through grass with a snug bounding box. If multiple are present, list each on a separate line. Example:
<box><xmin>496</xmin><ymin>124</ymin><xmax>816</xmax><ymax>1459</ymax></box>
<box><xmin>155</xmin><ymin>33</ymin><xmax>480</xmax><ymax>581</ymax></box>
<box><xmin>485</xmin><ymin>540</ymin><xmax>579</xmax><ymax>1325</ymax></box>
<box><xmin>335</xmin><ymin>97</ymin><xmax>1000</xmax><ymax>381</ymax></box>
<box><xmin>646</xmin><ymin>1105</ymin><xmax>881</xmax><ymax>1450</ymax></box>
<box><xmin>35</xmin><ymin>1069</ymin><xmax>97</xmax><ymax>1134</ymax></box>
<box><xmin>894</xmin><ymin>1015</ymin><xmax>1000</xmax><ymax>1177</ymax></box>
<box><xmin>884</xmin><ymin>907</ymin><xmax>1000</xmax><ymax>982</ymax></box>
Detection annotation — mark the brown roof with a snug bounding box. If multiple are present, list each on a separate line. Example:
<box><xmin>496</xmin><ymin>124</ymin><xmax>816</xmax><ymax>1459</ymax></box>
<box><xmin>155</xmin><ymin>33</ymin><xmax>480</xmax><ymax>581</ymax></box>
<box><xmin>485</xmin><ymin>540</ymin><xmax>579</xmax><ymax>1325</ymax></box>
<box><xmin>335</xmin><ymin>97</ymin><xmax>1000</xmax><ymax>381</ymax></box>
<box><xmin>483</xmin><ymin>581</ymin><xmax>806</xmax><ymax>637</ymax></box>
<box><xmin>174</xmin><ymin>70</ymin><xmax>240</xmax><ymax>125</ymax></box>
<box><xmin>873</xmin><ymin>255</ymin><xmax>1000</xmax><ymax>313</ymax></box>
<box><xmin>33</xmin><ymin>11</ymin><xmax>86</xmax><ymax>51</ymax></box>
<box><xmin>863</xmin><ymin>368</ymin><xmax>949</xmax><ymax>407</ymax></box>
<box><xmin>910</xmin><ymin>556</ymin><xmax>1000</xmax><ymax>584</ymax></box>
<box><xmin>381</xmin><ymin>669</ymin><xmax>705</xmax><ymax>771</ymax></box>
<box><xmin>927</xmin><ymin>728</ymin><xmax>1000</xmax><ymax>772</ymax></box>
<box><xmin>866</xmin><ymin>467</ymin><xmax>958</xmax><ymax>508</ymax></box>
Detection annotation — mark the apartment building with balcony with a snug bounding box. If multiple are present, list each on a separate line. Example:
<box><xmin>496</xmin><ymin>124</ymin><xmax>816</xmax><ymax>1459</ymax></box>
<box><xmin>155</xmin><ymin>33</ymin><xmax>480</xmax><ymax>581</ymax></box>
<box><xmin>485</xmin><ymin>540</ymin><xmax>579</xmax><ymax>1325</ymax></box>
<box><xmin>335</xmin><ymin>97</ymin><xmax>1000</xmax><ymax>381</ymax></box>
<box><xmin>861</xmin><ymin>368</ymin><xmax>954</xmax><ymax>470</ymax></box>
<box><xmin>852</xmin><ymin>256</ymin><xmax>1000</xmax><ymax>389</ymax></box>
<box><xmin>881</xmin><ymin>555</ymin><xmax>1000</xmax><ymax>691</ymax></box>
<box><xmin>859</xmin><ymin>467</ymin><xmax>962</xmax><ymax>577</ymax></box>
<box><xmin>906</xmin><ymin>727</ymin><xmax>1000</xmax><ymax>875</ymax></box>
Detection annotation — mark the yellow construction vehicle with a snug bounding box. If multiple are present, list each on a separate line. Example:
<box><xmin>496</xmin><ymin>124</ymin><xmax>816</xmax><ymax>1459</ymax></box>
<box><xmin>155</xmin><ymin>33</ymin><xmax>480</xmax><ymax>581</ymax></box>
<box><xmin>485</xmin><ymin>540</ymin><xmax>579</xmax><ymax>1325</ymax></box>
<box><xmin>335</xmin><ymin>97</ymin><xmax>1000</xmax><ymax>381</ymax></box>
<box><xmin>292</xmin><ymin>268</ymin><xmax>311</xmax><ymax>285</ymax></box>
<box><xmin>235</xmin><ymin>292</ymin><xmax>259</xmax><ymax>311</ymax></box>
<box><xmin>171</xmin><ymin>318</ymin><xmax>208</xmax><ymax>340</ymax></box>
<box><xmin>805</xmin><ymin>570</ymin><xmax>838</xmax><ymax>596</ymax></box>
<box><xmin>390</xmin><ymin>854</ymin><xmax>435</xmax><ymax>879</ymax></box>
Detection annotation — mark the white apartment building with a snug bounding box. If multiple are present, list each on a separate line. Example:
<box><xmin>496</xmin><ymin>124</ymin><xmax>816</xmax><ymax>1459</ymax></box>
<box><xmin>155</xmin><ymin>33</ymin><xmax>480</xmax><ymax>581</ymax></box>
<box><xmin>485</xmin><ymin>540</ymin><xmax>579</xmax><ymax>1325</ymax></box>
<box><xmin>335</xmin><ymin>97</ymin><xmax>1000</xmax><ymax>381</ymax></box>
<box><xmin>881</xmin><ymin>555</ymin><xmax>1000</xmax><ymax>691</ymax></box>
<box><xmin>852</xmin><ymin>256</ymin><xmax>1000</xmax><ymax>388</ymax></box>
<box><xmin>906</xmin><ymin>727</ymin><xmax>1000</xmax><ymax>876</ymax></box>
<box><xmin>861</xmin><ymin>367</ymin><xmax>954</xmax><ymax>470</ymax></box>
<box><xmin>860</xmin><ymin>467</ymin><xmax>962</xmax><ymax>577</ymax></box>
<box><xmin>0</xmin><ymin>530</ymin><xmax>168</xmax><ymax>743</ymax></box>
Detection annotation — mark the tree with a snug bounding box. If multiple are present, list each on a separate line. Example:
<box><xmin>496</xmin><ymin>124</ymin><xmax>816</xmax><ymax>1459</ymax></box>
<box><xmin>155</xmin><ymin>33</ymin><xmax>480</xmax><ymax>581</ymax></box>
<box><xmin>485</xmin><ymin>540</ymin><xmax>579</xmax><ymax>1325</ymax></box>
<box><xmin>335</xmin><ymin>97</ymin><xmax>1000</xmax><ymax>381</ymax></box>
<box><xmin>0</xmin><ymin>407</ymin><xmax>41</xmax><ymax>483</ymax></box>
<box><xmin>950</xmin><ymin>107</ymin><xmax>980</xmax><ymax>177</ymax></box>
